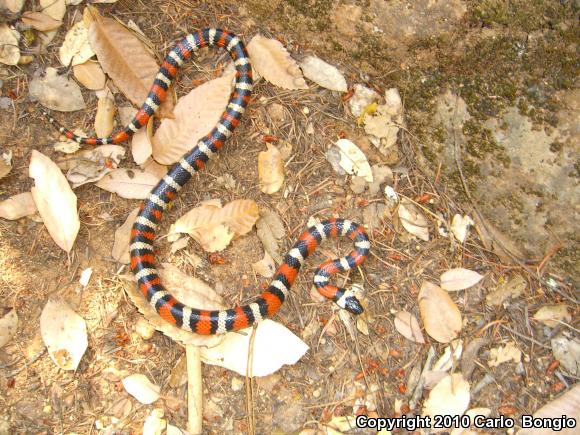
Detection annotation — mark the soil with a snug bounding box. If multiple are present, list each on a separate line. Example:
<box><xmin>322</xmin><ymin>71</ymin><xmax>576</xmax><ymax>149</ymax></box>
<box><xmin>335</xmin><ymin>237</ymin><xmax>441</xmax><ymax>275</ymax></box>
<box><xmin>0</xmin><ymin>1</ymin><xmax>578</xmax><ymax>434</ymax></box>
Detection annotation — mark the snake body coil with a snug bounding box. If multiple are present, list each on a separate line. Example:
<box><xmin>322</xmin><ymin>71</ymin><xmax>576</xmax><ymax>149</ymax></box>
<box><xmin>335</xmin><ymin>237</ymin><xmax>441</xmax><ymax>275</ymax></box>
<box><xmin>46</xmin><ymin>28</ymin><xmax>370</xmax><ymax>334</ymax></box>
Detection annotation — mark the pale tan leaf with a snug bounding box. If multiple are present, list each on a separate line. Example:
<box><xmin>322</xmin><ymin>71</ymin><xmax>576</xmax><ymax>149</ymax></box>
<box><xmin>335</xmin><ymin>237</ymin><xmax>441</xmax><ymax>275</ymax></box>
<box><xmin>0</xmin><ymin>309</ymin><xmax>18</xmax><ymax>348</ymax></box>
<box><xmin>59</xmin><ymin>20</ymin><xmax>94</xmax><ymax>67</ymax></box>
<box><xmin>533</xmin><ymin>305</ymin><xmax>571</xmax><ymax>328</ymax></box>
<box><xmin>40</xmin><ymin>0</ymin><xmax>65</xmax><ymax>20</ymax></box>
<box><xmin>394</xmin><ymin>310</ymin><xmax>425</xmax><ymax>344</ymax></box>
<box><xmin>485</xmin><ymin>274</ymin><xmax>526</xmax><ymax>306</ymax></box>
<box><xmin>258</xmin><ymin>143</ymin><xmax>284</xmax><ymax>194</ymax></box>
<box><xmin>94</xmin><ymin>90</ymin><xmax>116</xmax><ymax>137</ymax></box>
<box><xmin>112</xmin><ymin>207</ymin><xmax>139</xmax><ymax>263</ymax></box>
<box><xmin>201</xmin><ymin>319</ymin><xmax>309</xmax><ymax>377</ymax></box>
<box><xmin>73</xmin><ymin>60</ymin><xmax>106</xmax><ymax>90</ymax></box>
<box><xmin>551</xmin><ymin>334</ymin><xmax>580</xmax><ymax>376</ymax></box>
<box><xmin>29</xmin><ymin>150</ymin><xmax>79</xmax><ymax>252</ymax></box>
<box><xmin>419</xmin><ymin>281</ymin><xmax>462</xmax><ymax>343</ymax></box>
<box><xmin>299</xmin><ymin>55</ymin><xmax>347</xmax><ymax>92</ymax></box>
<box><xmin>29</xmin><ymin>67</ymin><xmax>86</xmax><ymax>112</ymax></box>
<box><xmin>451</xmin><ymin>214</ymin><xmax>473</xmax><ymax>243</ymax></box>
<box><xmin>40</xmin><ymin>298</ymin><xmax>87</xmax><ymax>370</ymax></box>
<box><xmin>64</xmin><ymin>144</ymin><xmax>125</xmax><ymax>187</ymax></box>
<box><xmin>518</xmin><ymin>384</ymin><xmax>580</xmax><ymax>435</ymax></box>
<box><xmin>131</xmin><ymin>116</ymin><xmax>153</xmax><ymax>165</ymax></box>
<box><xmin>141</xmin><ymin>157</ymin><xmax>168</xmax><ymax>178</ymax></box>
<box><xmin>422</xmin><ymin>373</ymin><xmax>470</xmax><ymax>428</ymax></box>
<box><xmin>247</xmin><ymin>35</ymin><xmax>307</xmax><ymax>90</ymax></box>
<box><xmin>488</xmin><ymin>342</ymin><xmax>521</xmax><ymax>367</ymax></box>
<box><xmin>256</xmin><ymin>209</ymin><xmax>285</xmax><ymax>264</ymax></box>
<box><xmin>0</xmin><ymin>150</ymin><xmax>12</xmax><ymax>179</ymax></box>
<box><xmin>398</xmin><ymin>200</ymin><xmax>429</xmax><ymax>241</ymax></box>
<box><xmin>21</xmin><ymin>11</ymin><xmax>62</xmax><ymax>32</ymax></box>
<box><xmin>0</xmin><ymin>24</ymin><xmax>20</xmax><ymax>66</ymax></box>
<box><xmin>152</xmin><ymin>73</ymin><xmax>234</xmax><ymax>165</ymax></box>
<box><xmin>120</xmin><ymin>265</ymin><xmax>225</xmax><ymax>348</ymax></box>
<box><xmin>3</xmin><ymin>0</ymin><xmax>24</xmax><ymax>13</ymax></box>
<box><xmin>170</xmin><ymin>199</ymin><xmax>259</xmax><ymax>252</ymax></box>
<box><xmin>88</xmin><ymin>10</ymin><xmax>174</xmax><ymax>117</ymax></box>
<box><xmin>122</xmin><ymin>374</ymin><xmax>160</xmax><ymax>405</ymax></box>
<box><xmin>95</xmin><ymin>168</ymin><xmax>159</xmax><ymax>199</ymax></box>
<box><xmin>0</xmin><ymin>192</ymin><xmax>37</xmax><ymax>220</ymax></box>
<box><xmin>333</xmin><ymin>138</ymin><xmax>373</xmax><ymax>182</ymax></box>
<box><xmin>440</xmin><ymin>268</ymin><xmax>484</xmax><ymax>291</ymax></box>
<box><xmin>252</xmin><ymin>251</ymin><xmax>276</xmax><ymax>278</ymax></box>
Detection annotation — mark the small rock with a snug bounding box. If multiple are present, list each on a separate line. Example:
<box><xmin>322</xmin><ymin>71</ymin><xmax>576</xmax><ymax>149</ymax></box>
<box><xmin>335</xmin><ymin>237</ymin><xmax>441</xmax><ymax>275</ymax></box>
<box><xmin>134</xmin><ymin>318</ymin><xmax>155</xmax><ymax>340</ymax></box>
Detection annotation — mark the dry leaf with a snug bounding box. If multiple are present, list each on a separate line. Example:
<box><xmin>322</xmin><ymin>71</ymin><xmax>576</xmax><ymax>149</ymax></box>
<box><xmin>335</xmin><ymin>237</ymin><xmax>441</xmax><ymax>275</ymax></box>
<box><xmin>398</xmin><ymin>200</ymin><xmax>429</xmax><ymax>241</ymax></box>
<box><xmin>518</xmin><ymin>384</ymin><xmax>580</xmax><ymax>435</ymax></box>
<box><xmin>40</xmin><ymin>298</ymin><xmax>87</xmax><ymax>370</ymax></box>
<box><xmin>247</xmin><ymin>34</ymin><xmax>307</xmax><ymax>90</ymax></box>
<box><xmin>488</xmin><ymin>342</ymin><xmax>521</xmax><ymax>367</ymax></box>
<box><xmin>419</xmin><ymin>281</ymin><xmax>462</xmax><ymax>343</ymax></box>
<box><xmin>533</xmin><ymin>305</ymin><xmax>571</xmax><ymax>328</ymax></box>
<box><xmin>440</xmin><ymin>268</ymin><xmax>484</xmax><ymax>291</ymax></box>
<box><xmin>170</xmin><ymin>199</ymin><xmax>259</xmax><ymax>252</ymax></box>
<box><xmin>122</xmin><ymin>374</ymin><xmax>160</xmax><ymax>405</ymax></box>
<box><xmin>252</xmin><ymin>251</ymin><xmax>276</xmax><ymax>278</ymax></box>
<box><xmin>132</xmin><ymin>116</ymin><xmax>153</xmax><ymax>165</ymax></box>
<box><xmin>551</xmin><ymin>334</ymin><xmax>580</xmax><ymax>376</ymax></box>
<box><xmin>95</xmin><ymin>90</ymin><xmax>116</xmax><ymax>137</ymax></box>
<box><xmin>59</xmin><ymin>20</ymin><xmax>94</xmax><ymax>67</ymax></box>
<box><xmin>40</xmin><ymin>0</ymin><xmax>65</xmax><ymax>20</ymax></box>
<box><xmin>29</xmin><ymin>150</ymin><xmax>79</xmax><ymax>252</ymax></box>
<box><xmin>89</xmin><ymin>9</ymin><xmax>174</xmax><ymax>117</ymax></box>
<box><xmin>461</xmin><ymin>338</ymin><xmax>489</xmax><ymax>380</ymax></box>
<box><xmin>333</xmin><ymin>139</ymin><xmax>373</xmax><ymax>182</ymax></box>
<box><xmin>422</xmin><ymin>373</ymin><xmax>470</xmax><ymax>427</ymax></box>
<box><xmin>21</xmin><ymin>11</ymin><xmax>62</xmax><ymax>32</ymax></box>
<box><xmin>112</xmin><ymin>208</ymin><xmax>139</xmax><ymax>263</ymax></box>
<box><xmin>64</xmin><ymin>144</ymin><xmax>125</xmax><ymax>187</ymax></box>
<box><xmin>152</xmin><ymin>73</ymin><xmax>234</xmax><ymax>165</ymax></box>
<box><xmin>485</xmin><ymin>275</ymin><xmax>526</xmax><ymax>306</ymax></box>
<box><xmin>79</xmin><ymin>267</ymin><xmax>92</xmax><ymax>287</ymax></box>
<box><xmin>394</xmin><ymin>311</ymin><xmax>425</xmax><ymax>344</ymax></box>
<box><xmin>120</xmin><ymin>264</ymin><xmax>225</xmax><ymax>348</ymax></box>
<box><xmin>0</xmin><ymin>150</ymin><xmax>11</xmax><ymax>179</ymax></box>
<box><xmin>299</xmin><ymin>56</ymin><xmax>347</xmax><ymax>92</ymax></box>
<box><xmin>73</xmin><ymin>60</ymin><xmax>106</xmax><ymax>90</ymax></box>
<box><xmin>0</xmin><ymin>309</ymin><xmax>18</xmax><ymax>348</ymax></box>
<box><xmin>256</xmin><ymin>209</ymin><xmax>285</xmax><ymax>264</ymax></box>
<box><xmin>201</xmin><ymin>319</ymin><xmax>309</xmax><ymax>377</ymax></box>
<box><xmin>258</xmin><ymin>143</ymin><xmax>284</xmax><ymax>194</ymax></box>
<box><xmin>2</xmin><ymin>0</ymin><xmax>24</xmax><ymax>13</ymax></box>
<box><xmin>29</xmin><ymin>67</ymin><xmax>86</xmax><ymax>111</ymax></box>
<box><xmin>0</xmin><ymin>24</ymin><xmax>20</xmax><ymax>65</ymax></box>
<box><xmin>0</xmin><ymin>192</ymin><xmax>37</xmax><ymax>220</ymax></box>
<box><xmin>451</xmin><ymin>214</ymin><xmax>473</xmax><ymax>243</ymax></box>
<box><xmin>95</xmin><ymin>168</ymin><xmax>159</xmax><ymax>199</ymax></box>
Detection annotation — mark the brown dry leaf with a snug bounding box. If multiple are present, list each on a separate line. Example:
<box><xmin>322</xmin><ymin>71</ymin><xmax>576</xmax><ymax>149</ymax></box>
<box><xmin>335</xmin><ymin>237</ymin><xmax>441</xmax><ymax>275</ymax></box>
<box><xmin>256</xmin><ymin>209</ymin><xmax>285</xmax><ymax>264</ymax></box>
<box><xmin>112</xmin><ymin>208</ymin><xmax>139</xmax><ymax>263</ymax></box>
<box><xmin>488</xmin><ymin>342</ymin><xmax>521</xmax><ymax>367</ymax></box>
<box><xmin>418</xmin><ymin>281</ymin><xmax>462</xmax><ymax>343</ymax></box>
<box><xmin>152</xmin><ymin>72</ymin><xmax>234</xmax><ymax>165</ymax></box>
<box><xmin>29</xmin><ymin>67</ymin><xmax>86</xmax><ymax>112</ymax></box>
<box><xmin>59</xmin><ymin>20</ymin><xmax>94</xmax><ymax>67</ymax></box>
<box><xmin>40</xmin><ymin>0</ymin><xmax>65</xmax><ymax>20</ymax></box>
<box><xmin>141</xmin><ymin>157</ymin><xmax>168</xmax><ymax>178</ymax></box>
<box><xmin>21</xmin><ymin>11</ymin><xmax>62</xmax><ymax>32</ymax></box>
<box><xmin>0</xmin><ymin>309</ymin><xmax>18</xmax><ymax>348</ymax></box>
<box><xmin>29</xmin><ymin>150</ymin><xmax>79</xmax><ymax>252</ymax></box>
<box><xmin>246</xmin><ymin>34</ymin><xmax>307</xmax><ymax>90</ymax></box>
<box><xmin>258</xmin><ymin>143</ymin><xmax>284</xmax><ymax>194</ymax></box>
<box><xmin>131</xmin><ymin>116</ymin><xmax>153</xmax><ymax>165</ymax></box>
<box><xmin>120</xmin><ymin>265</ymin><xmax>225</xmax><ymax>348</ymax></box>
<box><xmin>518</xmin><ymin>384</ymin><xmax>580</xmax><ymax>435</ymax></box>
<box><xmin>0</xmin><ymin>24</ymin><xmax>20</xmax><ymax>65</ymax></box>
<box><xmin>0</xmin><ymin>150</ymin><xmax>12</xmax><ymax>179</ymax></box>
<box><xmin>422</xmin><ymin>373</ymin><xmax>470</xmax><ymax>430</ymax></box>
<box><xmin>95</xmin><ymin>90</ymin><xmax>116</xmax><ymax>137</ymax></box>
<box><xmin>73</xmin><ymin>60</ymin><xmax>106</xmax><ymax>90</ymax></box>
<box><xmin>95</xmin><ymin>168</ymin><xmax>159</xmax><ymax>199</ymax></box>
<box><xmin>485</xmin><ymin>274</ymin><xmax>526</xmax><ymax>306</ymax></box>
<box><xmin>0</xmin><ymin>192</ymin><xmax>37</xmax><ymax>220</ymax></box>
<box><xmin>399</xmin><ymin>200</ymin><xmax>429</xmax><ymax>241</ymax></box>
<box><xmin>170</xmin><ymin>199</ymin><xmax>259</xmax><ymax>252</ymax></box>
<box><xmin>440</xmin><ymin>268</ymin><xmax>484</xmax><ymax>291</ymax></box>
<box><xmin>40</xmin><ymin>298</ymin><xmax>87</xmax><ymax>371</ymax></box>
<box><xmin>394</xmin><ymin>311</ymin><xmax>425</xmax><ymax>344</ymax></box>
<box><xmin>532</xmin><ymin>305</ymin><xmax>571</xmax><ymax>328</ymax></box>
<box><xmin>252</xmin><ymin>251</ymin><xmax>276</xmax><ymax>278</ymax></box>
<box><xmin>88</xmin><ymin>7</ymin><xmax>174</xmax><ymax>117</ymax></box>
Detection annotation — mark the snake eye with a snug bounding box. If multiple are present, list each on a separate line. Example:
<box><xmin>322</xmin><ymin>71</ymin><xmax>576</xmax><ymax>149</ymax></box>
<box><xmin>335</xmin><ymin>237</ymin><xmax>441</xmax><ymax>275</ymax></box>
<box><xmin>344</xmin><ymin>296</ymin><xmax>364</xmax><ymax>315</ymax></box>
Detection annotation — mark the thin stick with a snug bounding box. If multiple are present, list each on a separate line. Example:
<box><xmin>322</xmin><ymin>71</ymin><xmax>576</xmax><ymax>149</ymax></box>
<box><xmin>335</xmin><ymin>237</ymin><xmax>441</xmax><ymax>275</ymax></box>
<box><xmin>186</xmin><ymin>345</ymin><xmax>203</xmax><ymax>434</ymax></box>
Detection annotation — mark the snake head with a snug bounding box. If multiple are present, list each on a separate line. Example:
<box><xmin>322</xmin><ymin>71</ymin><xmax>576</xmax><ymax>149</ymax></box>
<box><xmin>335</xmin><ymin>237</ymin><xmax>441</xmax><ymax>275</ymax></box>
<box><xmin>344</xmin><ymin>296</ymin><xmax>364</xmax><ymax>315</ymax></box>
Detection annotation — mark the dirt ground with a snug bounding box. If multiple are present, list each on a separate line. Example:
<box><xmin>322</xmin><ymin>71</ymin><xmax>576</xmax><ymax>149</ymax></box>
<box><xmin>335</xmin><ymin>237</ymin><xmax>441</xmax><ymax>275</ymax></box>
<box><xmin>0</xmin><ymin>0</ymin><xmax>578</xmax><ymax>434</ymax></box>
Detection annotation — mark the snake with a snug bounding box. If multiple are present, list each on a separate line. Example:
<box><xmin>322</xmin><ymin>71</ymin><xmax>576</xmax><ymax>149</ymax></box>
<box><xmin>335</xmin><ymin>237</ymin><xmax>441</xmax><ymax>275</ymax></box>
<box><xmin>45</xmin><ymin>28</ymin><xmax>370</xmax><ymax>334</ymax></box>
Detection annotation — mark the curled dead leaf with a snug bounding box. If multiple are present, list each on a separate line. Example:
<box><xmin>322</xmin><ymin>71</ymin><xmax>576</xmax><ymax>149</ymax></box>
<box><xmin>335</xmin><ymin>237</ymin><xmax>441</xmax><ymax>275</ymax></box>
<box><xmin>21</xmin><ymin>12</ymin><xmax>62</xmax><ymax>32</ymax></box>
<box><xmin>418</xmin><ymin>281</ymin><xmax>462</xmax><ymax>343</ymax></box>
<box><xmin>394</xmin><ymin>311</ymin><xmax>425</xmax><ymax>344</ymax></box>
<box><xmin>258</xmin><ymin>143</ymin><xmax>284</xmax><ymax>194</ymax></box>
<box><xmin>0</xmin><ymin>192</ymin><xmax>37</xmax><ymax>220</ymax></box>
<box><xmin>112</xmin><ymin>208</ymin><xmax>139</xmax><ymax>263</ymax></box>
<box><xmin>73</xmin><ymin>60</ymin><xmax>106</xmax><ymax>90</ymax></box>
<box><xmin>95</xmin><ymin>90</ymin><xmax>116</xmax><ymax>137</ymax></box>
<box><xmin>398</xmin><ymin>200</ymin><xmax>429</xmax><ymax>242</ymax></box>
